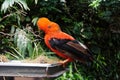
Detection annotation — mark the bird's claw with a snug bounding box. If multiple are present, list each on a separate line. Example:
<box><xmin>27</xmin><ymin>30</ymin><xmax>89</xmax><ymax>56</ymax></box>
<box><xmin>57</xmin><ymin>58</ymin><xmax>71</xmax><ymax>67</ymax></box>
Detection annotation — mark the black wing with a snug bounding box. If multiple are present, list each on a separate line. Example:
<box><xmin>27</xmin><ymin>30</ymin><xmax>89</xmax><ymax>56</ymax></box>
<box><xmin>49</xmin><ymin>38</ymin><xmax>94</xmax><ymax>62</ymax></box>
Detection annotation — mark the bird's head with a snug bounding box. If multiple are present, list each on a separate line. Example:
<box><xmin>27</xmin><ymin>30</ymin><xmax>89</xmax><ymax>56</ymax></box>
<box><xmin>37</xmin><ymin>17</ymin><xmax>61</xmax><ymax>34</ymax></box>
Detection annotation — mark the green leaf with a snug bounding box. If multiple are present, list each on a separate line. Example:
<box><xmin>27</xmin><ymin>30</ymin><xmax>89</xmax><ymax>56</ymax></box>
<box><xmin>89</xmin><ymin>0</ymin><xmax>102</xmax><ymax>9</ymax></box>
<box><xmin>1</xmin><ymin>0</ymin><xmax>14</xmax><ymax>13</ymax></box>
<box><xmin>27</xmin><ymin>41</ymin><xmax>33</xmax><ymax>57</ymax></box>
<box><xmin>32</xmin><ymin>17</ymin><xmax>39</xmax><ymax>26</ymax></box>
<box><xmin>1</xmin><ymin>0</ymin><xmax>30</xmax><ymax>13</ymax></box>
<box><xmin>15</xmin><ymin>0</ymin><xmax>30</xmax><ymax>10</ymax></box>
<box><xmin>14</xmin><ymin>28</ymin><xmax>29</xmax><ymax>58</ymax></box>
<box><xmin>10</xmin><ymin>25</ymin><xmax>16</xmax><ymax>34</ymax></box>
<box><xmin>35</xmin><ymin>0</ymin><xmax>38</xmax><ymax>4</ymax></box>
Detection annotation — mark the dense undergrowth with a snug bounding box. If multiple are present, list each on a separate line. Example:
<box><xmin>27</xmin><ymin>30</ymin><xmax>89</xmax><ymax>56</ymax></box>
<box><xmin>0</xmin><ymin>0</ymin><xmax>120</xmax><ymax>80</ymax></box>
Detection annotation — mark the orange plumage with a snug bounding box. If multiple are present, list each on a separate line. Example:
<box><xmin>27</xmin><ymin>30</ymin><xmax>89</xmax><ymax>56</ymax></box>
<box><xmin>37</xmin><ymin>17</ymin><xmax>94</xmax><ymax>64</ymax></box>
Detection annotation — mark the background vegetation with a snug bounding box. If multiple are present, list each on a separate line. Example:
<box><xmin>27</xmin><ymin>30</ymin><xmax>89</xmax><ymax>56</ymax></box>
<box><xmin>0</xmin><ymin>0</ymin><xmax>120</xmax><ymax>80</ymax></box>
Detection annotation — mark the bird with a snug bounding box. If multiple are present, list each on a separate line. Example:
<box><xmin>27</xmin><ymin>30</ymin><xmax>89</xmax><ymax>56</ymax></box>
<box><xmin>37</xmin><ymin>17</ymin><xmax>94</xmax><ymax>65</ymax></box>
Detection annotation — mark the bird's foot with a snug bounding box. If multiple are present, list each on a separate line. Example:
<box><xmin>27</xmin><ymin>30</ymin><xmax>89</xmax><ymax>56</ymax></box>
<box><xmin>58</xmin><ymin>58</ymin><xmax>71</xmax><ymax>67</ymax></box>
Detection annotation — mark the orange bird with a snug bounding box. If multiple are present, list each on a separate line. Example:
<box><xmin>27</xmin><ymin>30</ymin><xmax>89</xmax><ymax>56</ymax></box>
<box><xmin>37</xmin><ymin>17</ymin><xmax>94</xmax><ymax>65</ymax></box>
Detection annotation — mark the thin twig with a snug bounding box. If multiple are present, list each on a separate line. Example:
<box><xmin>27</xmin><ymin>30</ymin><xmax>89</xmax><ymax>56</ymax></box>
<box><xmin>0</xmin><ymin>13</ymin><xmax>13</xmax><ymax>22</ymax></box>
<box><xmin>0</xmin><ymin>32</ymin><xmax>13</xmax><ymax>36</ymax></box>
<box><xmin>25</xmin><ymin>24</ymin><xmax>44</xmax><ymax>40</ymax></box>
<box><xmin>0</xmin><ymin>10</ymin><xmax>27</xmax><ymax>22</ymax></box>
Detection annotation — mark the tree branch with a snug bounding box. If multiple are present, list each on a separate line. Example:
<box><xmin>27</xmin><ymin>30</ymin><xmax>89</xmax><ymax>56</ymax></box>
<box><xmin>0</xmin><ymin>32</ymin><xmax>13</xmax><ymax>36</ymax></box>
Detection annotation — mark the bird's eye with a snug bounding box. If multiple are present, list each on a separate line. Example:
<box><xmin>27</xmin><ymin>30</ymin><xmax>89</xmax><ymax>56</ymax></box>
<box><xmin>48</xmin><ymin>26</ymin><xmax>51</xmax><ymax>28</ymax></box>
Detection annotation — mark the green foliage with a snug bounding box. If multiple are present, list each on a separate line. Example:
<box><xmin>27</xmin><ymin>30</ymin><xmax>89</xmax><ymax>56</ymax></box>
<box><xmin>14</xmin><ymin>28</ymin><xmax>33</xmax><ymax>59</ymax></box>
<box><xmin>56</xmin><ymin>63</ymin><xmax>85</xmax><ymax>80</ymax></box>
<box><xmin>89</xmin><ymin>0</ymin><xmax>102</xmax><ymax>9</ymax></box>
<box><xmin>1</xmin><ymin>0</ymin><xmax>29</xmax><ymax>13</ymax></box>
<box><xmin>0</xmin><ymin>0</ymin><xmax>120</xmax><ymax>79</ymax></box>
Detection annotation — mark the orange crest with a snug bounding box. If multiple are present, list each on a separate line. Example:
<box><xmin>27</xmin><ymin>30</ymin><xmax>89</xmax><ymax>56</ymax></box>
<box><xmin>37</xmin><ymin>17</ymin><xmax>61</xmax><ymax>34</ymax></box>
<box><xmin>37</xmin><ymin>17</ymin><xmax>51</xmax><ymax>31</ymax></box>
